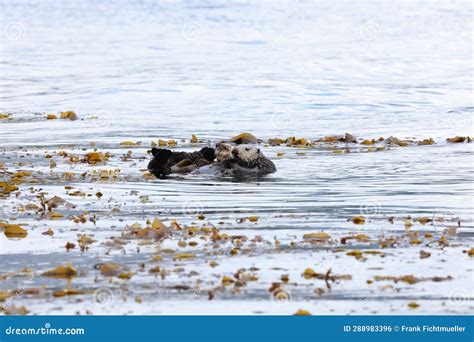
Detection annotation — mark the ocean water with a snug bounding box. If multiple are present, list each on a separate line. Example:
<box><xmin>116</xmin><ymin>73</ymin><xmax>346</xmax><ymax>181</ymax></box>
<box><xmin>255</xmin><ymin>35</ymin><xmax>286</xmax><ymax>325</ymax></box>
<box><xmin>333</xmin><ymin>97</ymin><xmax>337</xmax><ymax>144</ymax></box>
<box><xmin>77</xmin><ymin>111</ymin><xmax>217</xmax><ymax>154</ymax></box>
<box><xmin>0</xmin><ymin>0</ymin><xmax>473</xmax><ymax>315</ymax></box>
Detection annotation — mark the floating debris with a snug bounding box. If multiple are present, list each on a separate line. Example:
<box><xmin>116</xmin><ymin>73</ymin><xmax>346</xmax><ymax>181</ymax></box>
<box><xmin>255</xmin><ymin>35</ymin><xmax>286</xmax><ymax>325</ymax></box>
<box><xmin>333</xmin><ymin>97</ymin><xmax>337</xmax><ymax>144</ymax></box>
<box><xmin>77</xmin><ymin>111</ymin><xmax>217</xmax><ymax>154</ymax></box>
<box><xmin>43</xmin><ymin>263</ymin><xmax>78</xmax><ymax>278</ymax></box>
<box><xmin>230</xmin><ymin>132</ymin><xmax>258</xmax><ymax>144</ymax></box>
<box><xmin>59</xmin><ymin>111</ymin><xmax>78</xmax><ymax>120</ymax></box>
<box><xmin>3</xmin><ymin>224</ymin><xmax>28</xmax><ymax>239</ymax></box>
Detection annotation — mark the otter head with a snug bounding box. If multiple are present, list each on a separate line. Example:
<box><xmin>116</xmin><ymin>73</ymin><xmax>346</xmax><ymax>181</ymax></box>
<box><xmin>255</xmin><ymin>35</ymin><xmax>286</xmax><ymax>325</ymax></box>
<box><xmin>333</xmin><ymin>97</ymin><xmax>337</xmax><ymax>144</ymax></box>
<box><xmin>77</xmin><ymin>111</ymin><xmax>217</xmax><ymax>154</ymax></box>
<box><xmin>231</xmin><ymin>145</ymin><xmax>277</xmax><ymax>175</ymax></box>
<box><xmin>199</xmin><ymin>147</ymin><xmax>216</xmax><ymax>162</ymax></box>
<box><xmin>231</xmin><ymin>145</ymin><xmax>260</xmax><ymax>166</ymax></box>
<box><xmin>215</xmin><ymin>142</ymin><xmax>235</xmax><ymax>162</ymax></box>
<box><xmin>148</xmin><ymin>148</ymin><xmax>173</xmax><ymax>179</ymax></box>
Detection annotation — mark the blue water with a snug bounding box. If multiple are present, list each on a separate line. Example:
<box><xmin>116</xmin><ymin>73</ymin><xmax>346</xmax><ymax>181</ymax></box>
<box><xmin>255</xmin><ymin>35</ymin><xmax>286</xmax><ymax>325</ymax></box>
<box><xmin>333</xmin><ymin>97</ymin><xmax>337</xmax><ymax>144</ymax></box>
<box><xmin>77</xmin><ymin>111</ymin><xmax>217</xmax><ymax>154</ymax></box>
<box><xmin>1</xmin><ymin>0</ymin><xmax>472</xmax><ymax>138</ymax></box>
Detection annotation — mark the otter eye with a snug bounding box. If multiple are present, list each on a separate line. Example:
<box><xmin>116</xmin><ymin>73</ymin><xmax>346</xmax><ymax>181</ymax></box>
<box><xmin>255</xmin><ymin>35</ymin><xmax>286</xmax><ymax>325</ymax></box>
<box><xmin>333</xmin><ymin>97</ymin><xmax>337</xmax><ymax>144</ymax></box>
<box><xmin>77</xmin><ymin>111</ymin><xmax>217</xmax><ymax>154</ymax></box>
<box><xmin>245</xmin><ymin>147</ymin><xmax>249</xmax><ymax>151</ymax></box>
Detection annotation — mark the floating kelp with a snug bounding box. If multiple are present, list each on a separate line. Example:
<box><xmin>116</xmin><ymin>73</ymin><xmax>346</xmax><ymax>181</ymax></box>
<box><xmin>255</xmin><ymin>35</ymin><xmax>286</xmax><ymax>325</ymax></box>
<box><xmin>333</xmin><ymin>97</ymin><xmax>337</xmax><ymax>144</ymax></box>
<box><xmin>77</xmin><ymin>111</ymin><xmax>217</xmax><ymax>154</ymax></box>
<box><xmin>59</xmin><ymin>111</ymin><xmax>78</xmax><ymax>120</ymax></box>
<box><xmin>120</xmin><ymin>141</ymin><xmax>141</xmax><ymax>147</ymax></box>
<box><xmin>0</xmin><ymin>182</ymin><xmax>18</xmax><ymax>196</ymax></box>
<box><xmin>230</xmin><ymin>133</ymin><xmax>258</xmax><ymax>144</ymax></box>
<box><xmin>122</xmin><ymin>218</ymin><xmax>170</xmax><ymax>241</ymax></box>
<box><xmin>3</xmin><ymin>224</ymin><xmax>28</xmax><ymax>239</ymax></box>
<box><xmin>95</xmin><ymin>263</ymin><xmax>131</xmax><ymax>278</ymax></box>
<box><xmin>446</xmin><ymin>136</ymin><xmax>471</xmax><ymax>143</ymax></box>
<box><xmin>84</xmin><ymin>152</ymin><xmax>110</xmax><ymax>164</ymax></box>
<box><xmin>43</xmin><ymin>263</ymin><xmax>78</xmax><ymax>278</ymax></box>
<box><xmin>350</xmin><ymin>216</ymin><xmax>366</xmax><ymax>224</ymax></box>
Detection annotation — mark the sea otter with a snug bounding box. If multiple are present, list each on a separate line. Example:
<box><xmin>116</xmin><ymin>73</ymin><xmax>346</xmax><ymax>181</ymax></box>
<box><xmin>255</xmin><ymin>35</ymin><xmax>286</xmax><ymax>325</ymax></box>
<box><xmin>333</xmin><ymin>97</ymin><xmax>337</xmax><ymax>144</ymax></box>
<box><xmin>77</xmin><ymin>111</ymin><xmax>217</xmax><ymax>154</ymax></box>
<box><xmin>228</xmin><ymin>144</ymin><xmax>277</xmax><ymax>175</ymax></box>
<box><xmin>195</xmin><ymin>143</ymin><xmax>276</xmax><ymax>177</ymax></box>
<box><xmin>215</xmin><ymin>142</ymin><xmax>235</xmax><ymax>162</ymax></box>
<box><xmin>147</xmin><ymin>146</ymin><xmax>215</xmax><ymax>178</ymax></box>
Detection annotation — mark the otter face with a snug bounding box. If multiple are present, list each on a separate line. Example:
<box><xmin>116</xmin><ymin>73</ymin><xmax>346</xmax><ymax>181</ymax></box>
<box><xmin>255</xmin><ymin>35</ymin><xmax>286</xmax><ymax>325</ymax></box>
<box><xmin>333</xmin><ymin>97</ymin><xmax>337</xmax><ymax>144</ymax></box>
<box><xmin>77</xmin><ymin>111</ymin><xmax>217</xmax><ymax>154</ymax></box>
<box><xmin>215</xmin><ymin>142</ymin><xmax>235</xmax><ymax>162</ymax></box>
<box><xmin>232</xmin><ymin>145</ymin><xmax>260</xmax><ymax>164</ymax></box>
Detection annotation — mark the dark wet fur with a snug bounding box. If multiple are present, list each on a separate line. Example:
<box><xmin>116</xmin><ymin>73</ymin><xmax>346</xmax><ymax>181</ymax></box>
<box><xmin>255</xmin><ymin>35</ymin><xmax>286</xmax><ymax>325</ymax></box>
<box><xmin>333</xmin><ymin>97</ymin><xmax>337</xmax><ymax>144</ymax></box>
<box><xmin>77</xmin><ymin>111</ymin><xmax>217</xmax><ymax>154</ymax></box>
<box><xmin>148</xmin><ymin>147</ymin><xmax>215</xmax><ymax>179</ymax></box>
